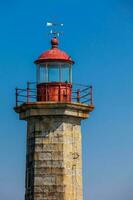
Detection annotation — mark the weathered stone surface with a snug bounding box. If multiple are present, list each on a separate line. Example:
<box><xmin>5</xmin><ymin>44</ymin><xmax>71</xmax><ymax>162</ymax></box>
<box><xmin>14</xmin><ymin>102</ymin><xmax>94</xmax><ymax>120</ymax></box>
<box><xmin>24</xmin><ymin>115</ymin><xmax>83</xmax><ymax>200</ymax></box>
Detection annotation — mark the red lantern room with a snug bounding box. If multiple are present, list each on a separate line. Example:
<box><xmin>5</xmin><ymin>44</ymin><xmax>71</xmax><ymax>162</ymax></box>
<box><xmin>15</xmin><ymin>29</ymin><xmax>94</xmax><ymax>108</ymax></box>
<box><xmin>34</xmin><ymin>37</ymin><xmax>74</xmax><ymax>102</ymax></box>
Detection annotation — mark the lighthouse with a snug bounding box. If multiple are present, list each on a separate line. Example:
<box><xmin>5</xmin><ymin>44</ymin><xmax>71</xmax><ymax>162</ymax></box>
<box><xmin>14</xmin><ymin>31</ymin><xmax>94</xmax><ymax>200</ymax></box>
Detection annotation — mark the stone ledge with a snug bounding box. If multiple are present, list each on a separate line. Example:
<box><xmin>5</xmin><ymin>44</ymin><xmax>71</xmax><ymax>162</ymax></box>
<box><xmin>14</xmin><ymin>102</ymin><xmax>94</xmax><ymax>120</ymax></box>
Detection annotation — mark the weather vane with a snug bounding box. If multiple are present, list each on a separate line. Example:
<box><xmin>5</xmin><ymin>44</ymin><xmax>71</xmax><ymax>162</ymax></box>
<box><xmin>46</xmin><ymin>22</ymin><xmax>64</xmax><ymax>37</ymax></box>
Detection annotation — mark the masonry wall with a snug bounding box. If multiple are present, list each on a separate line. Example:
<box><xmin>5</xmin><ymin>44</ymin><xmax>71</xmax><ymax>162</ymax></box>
<box><xmin>25</xmin><ymin>116</ymin><xmax>83</xmax><ymax>200</ymax></box>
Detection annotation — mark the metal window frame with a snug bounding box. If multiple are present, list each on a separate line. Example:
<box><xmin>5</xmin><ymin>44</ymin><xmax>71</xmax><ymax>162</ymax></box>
<box><xmin>36</xmin><ymin>62</ymin><xmax>72</xmax><ymax>83</ymax></box>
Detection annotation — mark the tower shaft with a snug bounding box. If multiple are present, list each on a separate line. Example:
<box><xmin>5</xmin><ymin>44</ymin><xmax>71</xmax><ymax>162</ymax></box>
<box><xmin>15</xmin><ymin>102</ymin><xmax>93</xmax><ymax>200</ymax></box>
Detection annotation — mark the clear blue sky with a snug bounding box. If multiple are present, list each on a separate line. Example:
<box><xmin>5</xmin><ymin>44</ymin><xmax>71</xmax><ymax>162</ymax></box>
<box><xmin>0</xmin><ymin>0</ymin><xmax>133</xmax><ymax>200</ymax></box>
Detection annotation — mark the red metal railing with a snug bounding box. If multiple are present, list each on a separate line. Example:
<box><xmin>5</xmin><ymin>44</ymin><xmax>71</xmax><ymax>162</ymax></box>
<box><xmin>15</xmin><ymin>82</ymin><xmax>93</xmax><ymax>107</ymax></box>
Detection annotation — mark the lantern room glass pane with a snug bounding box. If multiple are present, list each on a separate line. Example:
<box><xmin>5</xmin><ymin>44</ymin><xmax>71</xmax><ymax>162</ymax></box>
<box><xmin>39</xmin><ymin>67</ymin><xmax>46</xmax><ymax>83</ymax></box>
<box><xmin>61</xmin><ymin>63</ymin><xmax>72</xmax><ymax>83</ymax></box>
<box><xmin>62</xmin><ymin>67</ymin><xmax>69</xmax><ymax>82</ymax></box>
<box><xmin>48</xmin><ymin>67</ymin><xmax>59</xmax><ymax>82</ymax></box>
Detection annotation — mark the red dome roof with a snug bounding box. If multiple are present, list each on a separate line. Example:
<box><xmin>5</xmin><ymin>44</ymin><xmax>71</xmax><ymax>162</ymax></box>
<box><xmin>34</xmin><ymin>37</ymin><xmax>74</xmax><ymax>64</ymax></box>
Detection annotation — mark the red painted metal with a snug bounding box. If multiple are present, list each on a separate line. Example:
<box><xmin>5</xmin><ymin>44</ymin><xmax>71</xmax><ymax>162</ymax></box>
<box><xmin>34</xmin><ymin>37</ymin><xmax>74</xmax><ymax>64</ymax></box>
<box><xmin>37</xmin><ymin>82</ymin><xmax>72</xmax><ymax>102</ymax></box>
<box><xmin>15</xmin><ymin>82</ymin><xmax>93</xmax><ymax>106</ymax></box>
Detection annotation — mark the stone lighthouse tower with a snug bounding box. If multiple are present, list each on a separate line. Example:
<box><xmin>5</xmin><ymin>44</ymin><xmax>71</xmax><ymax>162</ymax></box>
<box><xmin>14</xmin><ymin>33</ymin><xmax>94</xmax><ymax>200</ymax></box>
